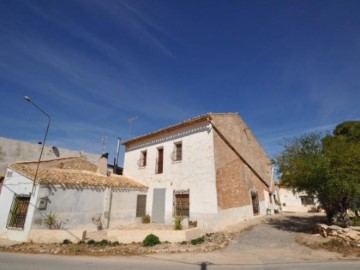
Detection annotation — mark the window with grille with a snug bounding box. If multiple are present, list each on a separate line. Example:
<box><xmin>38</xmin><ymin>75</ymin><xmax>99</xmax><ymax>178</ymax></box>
<box><xmin>138</xmin><ymin>150</ymin><xmax>147</xmax><ymax>167</ymax></box>
<box><xmin>156</xmin><ymin>148</ymin><xmax>164</xmax><ymax>174</ymax></box>
<box><xmin>171</xmin><ymin>142</ymin><xmax>182</xmax><ymax>162</ymax></box>
<box><xmin>7</xmin><ymin>195</ymin><xmax>30</xmax><ymax>229</ymax></box>
<box><xmin>136</xmin><ymin>194</ymin><xmax>147</xmax><ymax>217</ymax></box>
<box><xmin>173</xmin><ymin>190</ymin><xmax>189</xmax><ymax>217</ymax></box>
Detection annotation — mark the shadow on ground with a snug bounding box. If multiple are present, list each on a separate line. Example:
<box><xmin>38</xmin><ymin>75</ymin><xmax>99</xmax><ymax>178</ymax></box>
<box><xmin>268</xmin><ymin>214</ymin><xmax>328</xmax><ymax>234</ymax></box>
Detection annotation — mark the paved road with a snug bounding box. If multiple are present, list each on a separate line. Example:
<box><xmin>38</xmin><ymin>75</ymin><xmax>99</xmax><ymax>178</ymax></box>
<box><xmin>151</xmin><ymin>213</ymin><xmax>350</xmax><ymax>265</ymax></box>
<box><xmin>1</xmin><ymin>252</ymin><xmax>360</xmax><ymax>270</ymax></box>
<box><xmin>1</xmin><ymin>213</ymin><xmax>359</xmax><ymax>269</ymax></box>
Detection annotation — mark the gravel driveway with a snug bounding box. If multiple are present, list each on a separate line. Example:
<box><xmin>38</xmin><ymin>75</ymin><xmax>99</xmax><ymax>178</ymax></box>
<box><xmin>150</xmin><ymin>213</ymin><xmax>354</xmax><ymax>265</ymax></box>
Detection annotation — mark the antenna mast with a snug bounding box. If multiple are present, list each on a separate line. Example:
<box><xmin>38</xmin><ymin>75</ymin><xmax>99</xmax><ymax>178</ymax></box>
<box><xmin>128</xmin><ymin>116</ymin><xmax>138</xmax><ymax>138</ymax></box>
<box><xmin>101</xmin><ymin>136</ymin><xmax>107</xmax><ymax>154</ymax></box>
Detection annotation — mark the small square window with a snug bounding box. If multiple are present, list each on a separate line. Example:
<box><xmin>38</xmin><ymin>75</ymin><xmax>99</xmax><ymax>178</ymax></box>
<box><xmin>6</xmin><ymin>171</ymin><xmax>13</xmax><ymax>178</ymax></box>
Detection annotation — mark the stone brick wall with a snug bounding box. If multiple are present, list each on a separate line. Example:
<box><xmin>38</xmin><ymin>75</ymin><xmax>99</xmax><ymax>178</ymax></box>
<box><xmin>216</xmin><ymin>158</ymin><xmax>251</xmax><ymax>208</ymax></box>
<box><xmin>210</xmin><ymin>114</ymin><xmax>272</xmax><ymax>186</ymax></box>
<box><xmin>211</xmin><ymin>114</ymin><xmax>270</xmax><ymax>209</ymax></box>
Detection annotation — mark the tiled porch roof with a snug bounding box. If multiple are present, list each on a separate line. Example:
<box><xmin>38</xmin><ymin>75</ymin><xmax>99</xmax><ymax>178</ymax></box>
<box><xmin>9</xmin><ymin>157</ymin><xmax>147</xmax><ymax>189</ymax></box>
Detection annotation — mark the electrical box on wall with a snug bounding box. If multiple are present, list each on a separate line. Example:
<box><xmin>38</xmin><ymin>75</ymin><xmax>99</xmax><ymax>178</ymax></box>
<box><xmin>38</xmin><ymin>197</ymin><xmax>48</xmax><ymax>210</ymax></box>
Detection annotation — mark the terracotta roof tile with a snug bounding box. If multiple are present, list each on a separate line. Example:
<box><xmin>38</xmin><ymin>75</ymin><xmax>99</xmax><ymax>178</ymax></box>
<box><xmin>10</xmin><ymin>157</ymin><xmax>146</xmax><ymax>189</ymax></box>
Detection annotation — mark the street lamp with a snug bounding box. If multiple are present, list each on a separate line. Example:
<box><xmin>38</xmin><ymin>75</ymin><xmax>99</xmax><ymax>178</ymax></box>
<box><xmin>24</xmin><ymin>96</ymin><xmax>51</xmax><ymax>196</ymax></box>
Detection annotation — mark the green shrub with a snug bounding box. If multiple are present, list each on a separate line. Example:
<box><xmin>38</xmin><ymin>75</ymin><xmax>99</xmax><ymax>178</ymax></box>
<box><xmin>43</xmin><ymin>212</ymin><xmax>61</xmax><ymax>229</ymax></box>
<box><xmin>174</xmin><ymin>216</ymin><xmax>184</xmax><ymax>230</ymax></box>
<box><xmin>142</xmin><ymin>215</ymin><xmax>151</xmax><ymax>224</ymax></box>
<box><xmin>62</xmin><ymin>239</ymin><xmax>72</xmax><ymax>245</ymax></box>
<box><xmin>180</xmin><ymin>241</ymin><xmax>187</xmax><ymax>245</ymax></box>
<box><xmin>98</xmin><ymin>239</ymin><xmax>109</xmax><ymax>246</ymax></box>
<box><xmin>87</xmin><ymin>239</ymin><xmax>96</xmax><ymax>245</ymax></box>
<box><xmin>191</xmin><ymin>236</ymin><xmax>205</xmax><ymax>245</ymax></box>
<box><xmin>143</xmin><ymin>234</ymin><xmax>160</xmax><ymax>246</ymax></box>
<box><xmin>111</xmin><ymin>241</ymin><xmax>120</xmax><ymax>246</ymax></box>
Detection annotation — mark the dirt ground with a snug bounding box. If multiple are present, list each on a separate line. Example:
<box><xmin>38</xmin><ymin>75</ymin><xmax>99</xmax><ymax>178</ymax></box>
<box><xmin>0</xmin><ymin>212</ymin><xmax>359</xmax><ymax>258</ymax></box>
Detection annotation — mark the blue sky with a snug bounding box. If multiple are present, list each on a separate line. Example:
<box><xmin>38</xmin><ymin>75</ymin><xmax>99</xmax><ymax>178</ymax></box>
<box><xmin>1</xmin><ymin>0</ymin><xmax>359</xmax><ymax>165</ymax></box>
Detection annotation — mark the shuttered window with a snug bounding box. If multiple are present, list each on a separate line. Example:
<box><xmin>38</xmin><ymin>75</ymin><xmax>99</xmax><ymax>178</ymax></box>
<box><xmin>136</xmin><ymin>195</ymin><xmax>147</xmax><ymax>217</ymax></box>
<box><xmin>172</xmin><ymin>142</ymin><xmax>182</xmax><ymax>161</ymax></box>
<box><xmin>7</xmin><ymin>195</ymin><xmax>30</xmax><ymax>229</ymax></box>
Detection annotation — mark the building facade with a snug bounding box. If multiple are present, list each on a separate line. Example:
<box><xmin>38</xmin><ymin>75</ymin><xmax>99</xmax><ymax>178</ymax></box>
<box><xmin>123</xmin><ymin>113</ymin><xmax>273</xmax><ymax>230</ymax></box>
<box><xmin>0</xmin><ymin>156</ymin><xmax>147</xmax><ymax>242</ymax></box>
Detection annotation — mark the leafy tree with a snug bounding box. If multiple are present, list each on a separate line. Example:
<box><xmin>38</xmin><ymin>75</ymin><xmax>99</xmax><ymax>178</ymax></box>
<box><xmin>274</xmin><ymin>121</ymin><xmax>360</xmax><ymax>224</ymax></box>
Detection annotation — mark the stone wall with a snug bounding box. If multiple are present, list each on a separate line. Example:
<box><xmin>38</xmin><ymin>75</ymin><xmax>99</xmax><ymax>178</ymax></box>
<box><xmin>212</xmin><ymin>114</ymin><xmax>270</xmax><ymax>210</ymax></box>
<box><xmin>210</xmin><ymin>114</ymin><xmax>272</xmax><ymax>187</ymax></box>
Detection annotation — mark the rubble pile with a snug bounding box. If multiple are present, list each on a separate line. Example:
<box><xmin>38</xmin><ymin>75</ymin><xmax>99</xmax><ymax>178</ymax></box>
<box><xmin>315</xmin><ymin>223</ymin><xmax>360</xmax><ymax>246</ymax></box>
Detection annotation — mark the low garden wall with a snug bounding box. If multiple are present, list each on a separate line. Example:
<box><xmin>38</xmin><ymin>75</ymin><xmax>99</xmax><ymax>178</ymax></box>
<box><xmin>28</xmin><ymin>230</ymin><xmax>85</xmax><ymax>243</ymax></box>
<box><xmin>107</xmin><ymin>227</ymin><xmax>202</xmax><ymax>244</ymax></box>
<box><xmin>28</xmin><ymin>227</ymin><xmax>202</xmax><ymax>244</ymax></box>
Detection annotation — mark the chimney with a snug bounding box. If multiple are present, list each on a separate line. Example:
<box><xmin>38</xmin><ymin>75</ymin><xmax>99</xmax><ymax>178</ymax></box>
<box><xmin>98</xmin><ymin>153</ymin><xmax>109</xmax><ymax>175</ymax></box>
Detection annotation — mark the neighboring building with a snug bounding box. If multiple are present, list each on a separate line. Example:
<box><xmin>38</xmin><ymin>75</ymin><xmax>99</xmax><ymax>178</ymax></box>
<box><xmin>0</xmin><ymin>137</ymin><xmax>99</xmax><ymax>178</ymax></box>
<box><xmin>123</xmin><ymin>113</ymin><xmax>273</xmax><ymax>230</ymax></box>
<box><xmin>0</xmin><ymin>155</ymin><xmax>147</xmax><ymax>242</ymax></box>
<box><xmin>275</xmin><ymin>184</ymin><xmax>317</xmax><ymax>213</ymax></box>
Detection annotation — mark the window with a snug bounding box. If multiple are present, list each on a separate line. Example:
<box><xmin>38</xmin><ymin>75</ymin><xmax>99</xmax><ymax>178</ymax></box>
<box><xmin>7</xmin><ymin>195</ymin><xmax>30</xmax><ymax>229</ymax></box>
<box><xmin>173</xmin><ymin>190</ymin><xmax>189</xmax><ymax>217</ymax></box>
<box><xmin>138</xmin><ymin>150</ymin><xmax>147</xmax><ymax>167</ymax></box>
<box><xmin>172</xmin><ymin>142</ymin><xmax>182</xmax><ymax>161</ymax></box>
<box><xmin>300</xmin><ymin>196</ymin><xmax>314</xmax><ymax>206</ymax></box>
<box><xmin>251</xmin><ymin>191</ymin><xmax>259</xmax><ymax>215</ymax></box>
<box><xmin>136</xmin><ymin>195</ymin><xmax>147</xmax><ymax>217</ymax></box>
<box><xmin>156</xmin><ymin>148</ymin><xmax>164</xmax><ymax>174</ymax></box>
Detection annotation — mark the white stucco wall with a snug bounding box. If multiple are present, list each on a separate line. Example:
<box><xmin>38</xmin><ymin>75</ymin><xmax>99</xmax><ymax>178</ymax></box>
<box><xmin>277</xmin><ymin>188</ymin><xmax>316</xmax><ymax>212</ymax></box>
<box><xmin>109</xmin><ymin>189</ymin><xmax>147</xmax><ymax>228</ymax></box>
<box><xmin>123</xmin><ymin>122</ymin><xmax>219</xmax><ymax>229</ymax></box>
<box><xmin>30</xmin><ymin>186</ymin><xmax>145</xmax><ymax>231</ymax></box>
<box><xmin>31</xmin><ymin>186</ymin><xmax>106</xmax><ymax>231</ymax></box>
<box><xmin>0</xmin><ymin>169</ymin><xmax>38</xmax><ymax>241</ymax></box>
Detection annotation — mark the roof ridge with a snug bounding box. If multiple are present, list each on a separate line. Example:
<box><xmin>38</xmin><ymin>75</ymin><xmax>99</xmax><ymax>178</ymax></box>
<box><xmin>123</xmin><ymin>112</ymin><xmax>239</xmax><ymax>145</ymax></box>
<box><xmin>12</xmin><ymin>156</ymin><xmax>89</xmax><ymax>166</ymax></box>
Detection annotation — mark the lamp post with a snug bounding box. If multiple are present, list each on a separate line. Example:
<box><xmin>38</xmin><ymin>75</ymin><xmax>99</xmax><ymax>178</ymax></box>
<box><xmin>24</xmin><ymin>96</ymin><xmax>51</xmax><ymax>196</ymax></box>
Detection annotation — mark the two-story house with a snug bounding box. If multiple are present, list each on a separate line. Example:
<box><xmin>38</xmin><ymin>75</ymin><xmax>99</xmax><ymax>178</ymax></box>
<box><xmin>123</xmin><ymin>113</ymin><xmax>272</xmax><ymax>230</ymax></box>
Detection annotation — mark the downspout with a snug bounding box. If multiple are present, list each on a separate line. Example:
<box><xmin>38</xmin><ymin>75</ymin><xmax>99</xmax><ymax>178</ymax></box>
<box><xmin>206</xmin><ymin>116</ymin><xmax>269</xmax><ymax>188</ymax></box>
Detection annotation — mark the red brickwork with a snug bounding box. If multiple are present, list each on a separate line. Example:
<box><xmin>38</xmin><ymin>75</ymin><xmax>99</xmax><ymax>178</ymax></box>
<box><xmin>216</xmin><ymin>158</ymin><xmax>251</xmax><ymax>208</ymax></box>
<box><xmin>212</xmin><ymin>114</ymin><xmax>271</xmax><ymax>209</ymax></box>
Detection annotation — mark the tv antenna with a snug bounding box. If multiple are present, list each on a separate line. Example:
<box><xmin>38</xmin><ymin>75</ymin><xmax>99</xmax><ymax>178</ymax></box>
<box><xmin>101</xmin><ymin>136</ymin><xmax>107</xmax><ymax>154</ymax></box>
<box><xmin>128</xmin><ymin>116</ymin><xmax>138</xmax><ymax>138</ymax></box>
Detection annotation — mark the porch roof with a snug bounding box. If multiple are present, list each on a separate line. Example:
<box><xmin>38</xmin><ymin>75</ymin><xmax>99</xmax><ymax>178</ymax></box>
<box><xmin>9</xmin><ymin>157</ymin><xmax>147</xmax><ymax>189</ymax></box>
